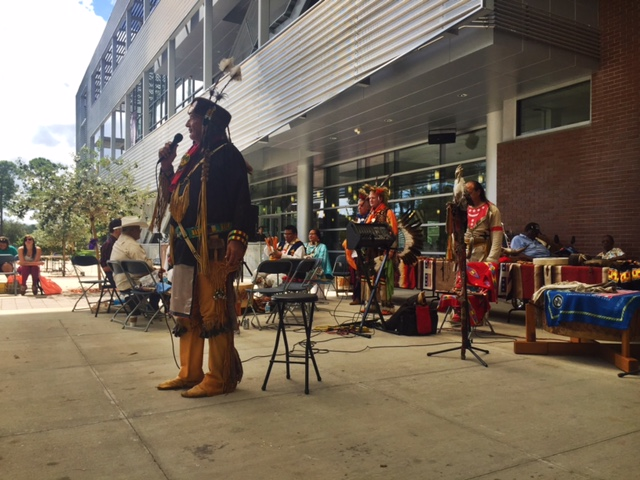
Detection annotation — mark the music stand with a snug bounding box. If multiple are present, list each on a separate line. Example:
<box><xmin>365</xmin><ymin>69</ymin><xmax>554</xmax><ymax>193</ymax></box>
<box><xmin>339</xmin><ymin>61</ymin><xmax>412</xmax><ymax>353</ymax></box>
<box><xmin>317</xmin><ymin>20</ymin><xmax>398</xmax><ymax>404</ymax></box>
<box><xmin>427</xmin><ymin>203</ymin><xmax>489</xmax><ymax>367</ymax></box>
<box><xmin>345</xmin><ymin>223</ymin><xmax>395</xmax><ymax>338</ymax></box>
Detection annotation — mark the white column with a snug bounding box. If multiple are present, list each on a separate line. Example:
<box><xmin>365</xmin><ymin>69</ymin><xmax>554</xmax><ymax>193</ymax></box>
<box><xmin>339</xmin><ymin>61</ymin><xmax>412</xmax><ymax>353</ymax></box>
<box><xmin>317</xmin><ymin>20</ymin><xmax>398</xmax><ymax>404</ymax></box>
<box><xmin>142</xmin><ymin>72</ymin><xmax>150</xmax><ymax>138</ymax></box>
<box><xmin>202</xmin><ymin>0</ymin><xmax>214</xmax><ymax>88</ymax></box>
<box><xmin>486</xmin><ymin>110</ymin><xmax>502</xmax><ymax>203</ymax></box>
<box><xmin>126</xmin><ymin>9</ymin><xmax>132</xmax><ymax>49</ymax></box>
<box><xmin>167</xmin><ymin>39</ymin><xmax>176</xmax><ymax>116</ymax></box>
<box><xmin>124</xmin><ymin>94</ymin><xmax>131</xmax><ymax>149</ymax></box>
<box><xmin>297</xmin><ymin>156</ymin><xmax>314</xmax><ymax>241</ymax></box>
<box><xmin>112</xmin><ymin>36</ymin><xmax>118</xmax><ymax>71</ymax></box>
<box><xmin>111</xmin><ymin>111</ymin><xmax>117</xmax><ymax>159</ymax></box>
<box><xmin>99</xmin><ymin>124</ymin><xmax>105</xmax><ymax>160</ymax></box>
<box><xmin>258</xmin><ymin>0</ymin><xmax>270</xmax><ymax>47</ymax></box>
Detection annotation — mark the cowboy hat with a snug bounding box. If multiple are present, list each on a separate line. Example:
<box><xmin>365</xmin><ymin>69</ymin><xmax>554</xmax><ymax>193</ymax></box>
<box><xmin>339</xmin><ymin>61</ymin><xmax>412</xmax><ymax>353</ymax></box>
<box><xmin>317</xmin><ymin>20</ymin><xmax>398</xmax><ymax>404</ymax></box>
<box><xmin>120</xmin><ymin>216</ymin><xmax>148</xmax><ymax>228</ymax></box>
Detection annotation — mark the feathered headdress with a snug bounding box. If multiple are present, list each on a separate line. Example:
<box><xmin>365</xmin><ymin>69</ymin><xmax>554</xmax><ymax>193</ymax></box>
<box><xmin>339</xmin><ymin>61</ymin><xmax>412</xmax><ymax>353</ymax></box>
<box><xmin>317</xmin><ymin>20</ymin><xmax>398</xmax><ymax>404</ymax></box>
<box><xmin>186</xmin><ymin>58</ymin><xmax>242</xmax><ymax>133</ymax></box>
<box><xmin>397</xmin><ymin>210</ymin><xmax>424</xmax><ymax>265</ymax></box>
<box><xmin>370</xmin><ymin>174</ymin><xmax>392</xmax><ymax>203</ymax></box>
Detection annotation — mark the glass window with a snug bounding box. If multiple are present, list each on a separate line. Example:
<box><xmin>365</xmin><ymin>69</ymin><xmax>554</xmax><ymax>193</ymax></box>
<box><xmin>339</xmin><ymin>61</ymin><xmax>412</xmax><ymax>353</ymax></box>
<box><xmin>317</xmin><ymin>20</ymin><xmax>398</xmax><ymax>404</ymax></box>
<box><xmin>517</xmin><ymin>81</ymin><xmax>590</xmax><ymax>136</ymax></box>
<box><xmin>251</xmin><ymin>131</ymin><xmax>488</xmax><ymax>258</ymax></box>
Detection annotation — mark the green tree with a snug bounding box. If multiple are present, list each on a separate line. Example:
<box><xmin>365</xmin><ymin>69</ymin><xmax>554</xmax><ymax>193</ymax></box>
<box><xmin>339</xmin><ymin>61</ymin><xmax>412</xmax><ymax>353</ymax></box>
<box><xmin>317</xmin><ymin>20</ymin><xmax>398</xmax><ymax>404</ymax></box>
<box><xmin>14</xmin><ymin>158</ymin><xmax>81</xmax><ymax>266</ymax></box>
<box><xmin>72</xmin><ymin>146</ymin><xmax>152</xmax><ymax>252</ymax></box>
<box><xmin>13</xmin><ymin>152</ymin><xmax>152</xmax><ymax>275</ymax></box>
<box><xmin>0</xmin><ymin>219</ymin><xmax>33</xmax><ymax>246</ymax></box>
<box><xmin>0</xmin><ymin>160</ymin><xmax>20</xmax><ymax>236</ymax></box>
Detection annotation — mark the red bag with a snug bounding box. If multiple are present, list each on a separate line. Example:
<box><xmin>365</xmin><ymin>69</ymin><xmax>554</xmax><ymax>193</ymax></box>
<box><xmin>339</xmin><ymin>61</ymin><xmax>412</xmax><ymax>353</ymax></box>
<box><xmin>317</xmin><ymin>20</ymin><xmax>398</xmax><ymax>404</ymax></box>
<box><xmin>416</xmin><ymin>304</ymin><xmax>438</xmax><ymax>335</ymax></box>
<box><xmin>39</xmin><ymin>276</ymin><xmax>62</xmax><ymax>295</ymax></box>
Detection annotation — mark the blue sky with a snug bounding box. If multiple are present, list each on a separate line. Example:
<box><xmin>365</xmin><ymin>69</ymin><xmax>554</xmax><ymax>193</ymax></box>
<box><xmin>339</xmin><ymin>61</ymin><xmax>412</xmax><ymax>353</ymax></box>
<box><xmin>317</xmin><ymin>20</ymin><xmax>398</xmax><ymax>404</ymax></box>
<box><xmin>0</xmin><ymin>1</ymin><xmax>113</xmax><ymax>166</ymax></box>
<box><xmin>94</xmin><ymin>0</ymin><xmax>115</xmax><ymax>21</ymax></box>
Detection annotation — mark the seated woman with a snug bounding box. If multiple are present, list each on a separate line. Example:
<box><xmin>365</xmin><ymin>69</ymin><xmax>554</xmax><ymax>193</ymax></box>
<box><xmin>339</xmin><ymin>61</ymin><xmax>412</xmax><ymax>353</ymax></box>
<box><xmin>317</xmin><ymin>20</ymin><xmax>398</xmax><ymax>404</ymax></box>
<box><xmin>304</xmin><ymin>229</ymin><xmax>333</xmax><ymax>278</ymax></box>
<box><xmin>0</xmin><ymin>236</ymin><xmax>19</xmax><ymax>272</ymax></box>
<box><xmin>17</xmin><ymin>235</ymin><xmax>44</xmax><ymax>295</ymax></box>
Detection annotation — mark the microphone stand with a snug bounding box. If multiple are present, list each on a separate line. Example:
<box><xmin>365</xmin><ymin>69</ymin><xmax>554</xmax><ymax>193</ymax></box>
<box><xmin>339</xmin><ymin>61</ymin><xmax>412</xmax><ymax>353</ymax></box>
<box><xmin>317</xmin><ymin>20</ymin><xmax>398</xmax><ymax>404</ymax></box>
<box><xmin>427</xmin><ymin>203</ymin><xmax>489</xmax><ymax>367</ymax></box>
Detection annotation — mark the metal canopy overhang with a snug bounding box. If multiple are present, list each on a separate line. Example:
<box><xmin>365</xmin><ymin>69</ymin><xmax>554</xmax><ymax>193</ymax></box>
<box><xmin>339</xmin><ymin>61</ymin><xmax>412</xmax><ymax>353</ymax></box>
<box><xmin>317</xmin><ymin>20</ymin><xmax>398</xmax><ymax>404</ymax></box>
<box><xmin>243</xmin><ymin>26</ymin><xmax>599</xmax><ymax>180</ymax></box>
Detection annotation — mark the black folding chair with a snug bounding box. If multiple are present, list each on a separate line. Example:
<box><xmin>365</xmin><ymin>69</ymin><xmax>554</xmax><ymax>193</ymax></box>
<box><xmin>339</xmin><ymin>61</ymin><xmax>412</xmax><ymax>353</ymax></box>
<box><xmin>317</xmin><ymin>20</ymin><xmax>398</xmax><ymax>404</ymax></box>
<box><xmin>106</xmin><ymin>260</ymin><xmax>137</xmax><ymax>326</ymax></box>
<box><xmin>278</xmin><ymin>258</ymin><xmax>322</xmax><ymax>321</ymax></box>
<box><xmin>93</xmin><ymin>263</ymin><xmax>121</xmax><ymax>317</ymax></box>
<box><xmin>285</xmin><ymin>258</ymin><xmax>321</xmax><ymax>293</ymax></box>
<box><xmin>71</xmin><ymin>255</ymin><xmax>107</xmax><ymax>313</ymax></box>
<box><xmin>119</xmin><ymin>260</ymin><xmax>169</xmax><ymax>331</ymax></box>
<box><xmin>241</xmin><ymin>259</ymin><xmax>293</xmax><ymax>330</ymax></box>
<box><xmin>331</xmin><ymin>254</ymin><xmax>351</xmax><ymax>297</ymax></box>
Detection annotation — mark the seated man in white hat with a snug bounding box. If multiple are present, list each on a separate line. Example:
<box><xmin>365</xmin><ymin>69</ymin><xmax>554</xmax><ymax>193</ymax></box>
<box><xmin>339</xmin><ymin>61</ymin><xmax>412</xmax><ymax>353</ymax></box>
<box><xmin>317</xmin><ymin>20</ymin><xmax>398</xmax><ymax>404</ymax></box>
<box><xmin>110</xmin><ymin>216</ymin><xmax>161</xmax><ymax>312</ymax></box>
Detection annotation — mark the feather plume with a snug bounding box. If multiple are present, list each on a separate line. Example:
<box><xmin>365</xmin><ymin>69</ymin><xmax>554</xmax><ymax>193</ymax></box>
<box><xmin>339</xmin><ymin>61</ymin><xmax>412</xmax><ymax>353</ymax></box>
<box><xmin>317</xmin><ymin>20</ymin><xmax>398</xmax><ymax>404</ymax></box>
<box><xmin>378</xmin><ymin>173</ymin><xmax>392</xmax><ymax>188</ymax></box>
<box><xmin>397</xmin><ymin>209</ymin><xmax>424</xmax><ymax>265</ymax></box>
<box><xmin>209</xmin><ymin>58</ymin><xmax>243</xmax><ymax>103</ymax></box>
<box><xmin>453</xmin><ymin>164</ymin><xmax>467</xmax><ymax>209</ymax></box>
<box><xmin>218</xmin><ymin>57</ymin><xmax>235</xmax><ymax>73</ymax></box>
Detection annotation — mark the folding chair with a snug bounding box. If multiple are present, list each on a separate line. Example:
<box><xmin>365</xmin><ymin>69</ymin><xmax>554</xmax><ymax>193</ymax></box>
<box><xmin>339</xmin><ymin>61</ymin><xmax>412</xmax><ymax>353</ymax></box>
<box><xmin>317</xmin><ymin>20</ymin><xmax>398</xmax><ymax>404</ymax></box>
<box><xmin>331</xmin><ymin>254</ymin><xmax>351</xmax><ymax>297</ymax></box>
<box><xmin>280</xmin><ymin>258</ymin><xmax>322</xmax><ymax>321</ymax></box>
<box><xmin>119</xmin><ymin>260</ymin><xmax>169</xmax><ymax>331</ymax></box>
<box><xmin>105</xmin><ymin>260</ymin><xmax>136</xmax><ymax>325</ymax></box>
<box><xmin>71</xmin><ymin>255</ymin><xmax>107</xmax><ymax>312</ymax></box>
<box><xmin>93</xmin><ymin>263</ymin><xmax>122</xmax><ymax>317</ymax></box>
<box><xmin>308</xmin><ymin>257</ymin><xmax>336</xmax><ymax>301</ymax></box>
<box><xmin>286</xmin><ymin>258</ymin><xmax>321</xmax><ymax>293</ymax></box>
<box><xmin>241</xmin><ymin>259</ymin><xmax>293</xmax><ymax>330</ymax></box>
<box><xmin>0</xmin><ymin>254</ymin><xmax>19</xmax><ymax>295</ymax></box>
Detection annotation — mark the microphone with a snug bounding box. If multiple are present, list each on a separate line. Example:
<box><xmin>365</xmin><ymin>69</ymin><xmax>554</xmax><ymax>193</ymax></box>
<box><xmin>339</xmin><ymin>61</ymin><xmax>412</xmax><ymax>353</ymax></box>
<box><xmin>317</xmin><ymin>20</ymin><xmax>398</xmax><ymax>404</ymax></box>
<box><xmin>157</xmin><ymin>133</ymin><xmax>183</xmax><ymax>163</ymax></box>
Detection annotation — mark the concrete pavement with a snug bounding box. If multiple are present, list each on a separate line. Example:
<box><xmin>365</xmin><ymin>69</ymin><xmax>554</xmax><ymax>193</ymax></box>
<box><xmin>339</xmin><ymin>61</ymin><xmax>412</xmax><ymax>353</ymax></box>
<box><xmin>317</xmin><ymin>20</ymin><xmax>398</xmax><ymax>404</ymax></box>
<box><xmin>1</xmin><ymin>277</ymin><xmax>639</xmax><ymax>479</ymax></box>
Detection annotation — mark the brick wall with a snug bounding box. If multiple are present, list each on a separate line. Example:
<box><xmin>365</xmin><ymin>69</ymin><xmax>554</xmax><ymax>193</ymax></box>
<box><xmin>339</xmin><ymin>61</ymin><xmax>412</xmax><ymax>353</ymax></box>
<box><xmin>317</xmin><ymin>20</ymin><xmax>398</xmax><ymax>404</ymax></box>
<box><xmin>497</xmin><ymin>0</ymin><xmax>639</xmax><ymax>259</ymax></box>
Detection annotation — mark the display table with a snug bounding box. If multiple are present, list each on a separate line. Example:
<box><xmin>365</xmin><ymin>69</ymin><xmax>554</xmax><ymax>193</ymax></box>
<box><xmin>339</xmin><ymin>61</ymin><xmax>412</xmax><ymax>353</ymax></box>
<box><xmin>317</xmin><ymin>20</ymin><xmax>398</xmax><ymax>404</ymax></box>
<box><xmin>514</xmin><ymin>290</ymin><xmax>640</xmax><ymax>373</ymax></box>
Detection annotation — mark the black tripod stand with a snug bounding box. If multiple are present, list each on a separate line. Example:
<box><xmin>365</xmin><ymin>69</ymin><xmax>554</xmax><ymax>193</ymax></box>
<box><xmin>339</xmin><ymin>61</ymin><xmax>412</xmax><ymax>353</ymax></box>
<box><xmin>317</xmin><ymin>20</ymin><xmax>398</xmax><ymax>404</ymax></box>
<box><xmin>354</xmin><ymin>248</ymin><xmax>390</xmax><ymax>337</ymax></box>
<box><xmin>427</xmin><ymin>203</ymin><xmax>489</xmax><ymax>367</ymax></box>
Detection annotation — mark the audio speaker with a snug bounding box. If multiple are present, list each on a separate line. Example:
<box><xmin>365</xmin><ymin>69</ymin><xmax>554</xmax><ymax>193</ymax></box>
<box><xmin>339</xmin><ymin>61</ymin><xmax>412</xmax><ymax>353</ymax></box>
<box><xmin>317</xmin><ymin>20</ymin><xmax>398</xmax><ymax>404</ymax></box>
<box><xmin>428</xmin><ymin>131</ymin><xmax>456</xmax><ymax>144</ymax></box>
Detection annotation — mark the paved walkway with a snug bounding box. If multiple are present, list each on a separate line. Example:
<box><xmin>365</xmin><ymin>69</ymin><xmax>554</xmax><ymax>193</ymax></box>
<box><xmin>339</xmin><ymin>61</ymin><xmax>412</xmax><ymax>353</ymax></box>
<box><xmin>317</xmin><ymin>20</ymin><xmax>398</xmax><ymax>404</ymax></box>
<box><xmin>0</xmin><ymin>274</ymin><xmax>92</xmax><ymax>315</ymax></box>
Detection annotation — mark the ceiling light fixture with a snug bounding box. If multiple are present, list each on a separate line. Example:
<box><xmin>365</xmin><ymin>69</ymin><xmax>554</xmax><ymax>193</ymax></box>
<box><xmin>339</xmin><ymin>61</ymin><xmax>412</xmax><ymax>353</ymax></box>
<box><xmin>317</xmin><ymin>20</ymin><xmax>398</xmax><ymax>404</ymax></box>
<box><xmin>354</xmin><ymin>128</ymin><xmax>361</xmax><ymax>135</ymax></box>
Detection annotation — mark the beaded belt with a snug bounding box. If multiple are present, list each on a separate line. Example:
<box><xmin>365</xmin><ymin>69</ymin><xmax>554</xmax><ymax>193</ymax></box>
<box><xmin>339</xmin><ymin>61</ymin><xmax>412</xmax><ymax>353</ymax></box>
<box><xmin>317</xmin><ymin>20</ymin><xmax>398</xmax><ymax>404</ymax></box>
<box><xmin>175</xmin><ymin>222</ymin><xmax>232</xmax><ymax>240</ymax></box>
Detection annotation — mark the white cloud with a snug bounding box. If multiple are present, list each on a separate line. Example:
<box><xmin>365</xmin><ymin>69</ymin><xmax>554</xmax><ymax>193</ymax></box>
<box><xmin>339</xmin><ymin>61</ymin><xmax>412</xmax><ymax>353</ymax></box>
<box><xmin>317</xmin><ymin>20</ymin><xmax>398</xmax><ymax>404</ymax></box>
<box><xmin>0</xmin><ymin>1</ymin><xmax>106</xmax><ymax>166</ymax></box>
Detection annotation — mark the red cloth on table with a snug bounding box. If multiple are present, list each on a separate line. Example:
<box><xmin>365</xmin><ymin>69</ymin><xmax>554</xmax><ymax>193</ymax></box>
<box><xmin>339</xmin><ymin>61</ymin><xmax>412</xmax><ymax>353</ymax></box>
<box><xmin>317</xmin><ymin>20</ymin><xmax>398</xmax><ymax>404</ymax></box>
<box><xmin>551</xmin><ymin>265</ymin><xmax>608</xmax><ymax>284</ymax></box>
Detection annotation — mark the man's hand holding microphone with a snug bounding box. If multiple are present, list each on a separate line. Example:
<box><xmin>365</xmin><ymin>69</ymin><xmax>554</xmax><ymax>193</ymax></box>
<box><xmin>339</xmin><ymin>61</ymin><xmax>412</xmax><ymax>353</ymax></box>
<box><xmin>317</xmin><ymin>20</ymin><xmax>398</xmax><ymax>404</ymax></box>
<box><xmin>158</xmin><ymin>133</ymin><xmax>183</xmax><ymax>171</ymax></box>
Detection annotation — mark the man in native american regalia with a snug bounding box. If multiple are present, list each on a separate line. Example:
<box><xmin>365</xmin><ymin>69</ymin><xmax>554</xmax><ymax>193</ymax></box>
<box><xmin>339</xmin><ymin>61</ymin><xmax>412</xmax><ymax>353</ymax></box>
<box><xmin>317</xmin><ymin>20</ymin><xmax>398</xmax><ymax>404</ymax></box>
<box><xmin>154</xmin><ymin>91</ymin><xmax>252</xmax><ymax>398</ymax></box>
<box><xmin>365</xmin><ymin>184</ymin><xmax>399</xmax><ymax>314</ymax></box>
<box><xmin>463</xmin><ymin>180</ymin><xmax>503</xmax><ymax>263</ymax></box>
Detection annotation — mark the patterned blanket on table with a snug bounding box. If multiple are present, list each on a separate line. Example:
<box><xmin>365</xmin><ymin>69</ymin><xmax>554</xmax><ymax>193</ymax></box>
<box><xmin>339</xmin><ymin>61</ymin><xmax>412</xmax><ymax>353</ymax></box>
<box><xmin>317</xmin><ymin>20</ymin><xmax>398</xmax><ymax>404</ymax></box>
<box><xmin>544</xmin><ymin>289</ymin><xmax>640</xmax><ymax>330</ymax></box>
